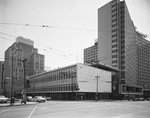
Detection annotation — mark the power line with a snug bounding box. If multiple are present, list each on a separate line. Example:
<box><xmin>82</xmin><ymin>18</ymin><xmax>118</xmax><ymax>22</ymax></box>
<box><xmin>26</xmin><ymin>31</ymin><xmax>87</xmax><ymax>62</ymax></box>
<box><xmin>35</xmin><ymin>42</ymin><xmax>82</xmax><ymax>59</ymax></box>
<box><xmin>0</xmin><ymin>33</ymin><xmax>83</xmax><ymax>61</ymax></box>
<box><xmin>0</xmin><ymin>36</ymin><xmax>83</xmax><ymax>62</ymax></box>
<box><xmin>0</xmin><ymin>31</ymin><xmax>82</xmax><ymax>58</ymax></box>
<box><xmin>0</xmin><ymin>37</ymin><xmax>15</xmax><ymax>42</ymax></box>
<box><xmin>39</xmin><ymin>47</ymin><xmax>83</xmax><ymax>62</ymax></box>
<box><xmin>0</xmin><ymin>32</ymin><xmax>16</xmax><ymax>38</ymax></box>
<box><xmin>0</xmin><ymin>23</ymin><xmax>96</xmax><ymax>31</ymax></box>
<box><xmin>1</xmin><ymin>22</ymin><xmax>149</xmax><ymax>36</ymax></box>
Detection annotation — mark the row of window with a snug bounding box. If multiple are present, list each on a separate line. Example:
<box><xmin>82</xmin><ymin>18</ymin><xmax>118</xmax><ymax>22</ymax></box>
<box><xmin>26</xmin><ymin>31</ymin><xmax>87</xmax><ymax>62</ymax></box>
<box><xmin>30</xmin><ymin>72</ymin><xmax>77</xmax><ymax>84</ymax></box>
<box><xmin>27</xmin><ymin>84</ymin><xmax>78</xmax><ymax>92</ymax></box>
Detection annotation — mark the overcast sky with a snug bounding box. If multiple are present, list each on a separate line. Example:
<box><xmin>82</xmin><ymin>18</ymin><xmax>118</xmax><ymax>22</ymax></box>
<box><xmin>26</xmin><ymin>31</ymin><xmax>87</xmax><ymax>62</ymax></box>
<box><xmin>0</xmin><ymin>0</ymin><xmax>150</xmax><ymax>70</ymax></box>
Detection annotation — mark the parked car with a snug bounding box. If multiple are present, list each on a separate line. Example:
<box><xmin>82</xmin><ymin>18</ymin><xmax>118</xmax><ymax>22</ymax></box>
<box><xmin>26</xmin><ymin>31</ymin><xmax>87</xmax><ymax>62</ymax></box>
<box><xmin>139</xmin><ymin>97</ymin><xmax>145</xmax><ymax>101</ymax></box>
<box><xmin>27</xmin><ymin>96</ymin><xmax>33</xmax><ymax>102</ymax></box>
<box><xmin>132</xmin><ymin>97</ymin><xmax>145</xmax><ymax>101</ymax></box>
<box><xmin>0</xmin><ymin>95</ymin><xmax>8</xmax><ymax>103</ymax></box>
<box><xmin>32</xmin><ymin>96</ymin><xmax>46</xmax><ymax>103</ymax></box>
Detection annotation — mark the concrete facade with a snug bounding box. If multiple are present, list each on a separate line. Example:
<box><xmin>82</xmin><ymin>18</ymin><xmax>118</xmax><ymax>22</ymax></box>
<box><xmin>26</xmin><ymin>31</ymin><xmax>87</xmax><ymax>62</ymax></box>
<box><xmin>15</xmin><ymin>63</ymin><xmax>111</xmax><ymax>100</ymax></box>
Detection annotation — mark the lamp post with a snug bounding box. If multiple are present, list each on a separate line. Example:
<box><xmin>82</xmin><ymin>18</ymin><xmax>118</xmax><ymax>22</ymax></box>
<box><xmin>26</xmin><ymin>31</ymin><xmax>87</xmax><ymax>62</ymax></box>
<box><xmin>10</xmin><ymin>47</ymin><xmax>18</xmax><ymax>105</ymax></box>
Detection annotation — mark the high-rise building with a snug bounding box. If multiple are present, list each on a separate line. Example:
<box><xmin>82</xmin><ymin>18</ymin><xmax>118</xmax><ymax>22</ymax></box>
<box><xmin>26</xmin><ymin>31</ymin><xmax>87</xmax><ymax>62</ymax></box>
<box><xmin>4</xmin><ymin>36</ymin><xmax>45</xmax><ymax>97</ymax></box>
<box><xmin>98</xmin><ymin>0</ymin><xmax>140</xmax><ymax>94</ymax></box>
<box><xmin>98</xmin><ymin>0</ymin><xmax>150</xmax><ymax>96</ymax></box>
<box><xmin>136</xmin><ymin>32</ymin><xmax>150</xmax><ymax>90</ymax></box>
<box><xmin>0</xmin><ymin>61</ymin><xmax>4</xmax><ymax>94</ymax></box>
<box><xmin>5</xmin><ymin>36</ymin><xmax>45</xmax><ymax>79</ymax></box>
<box><xmin>84</xmin><ymin>0</ymin><xmax>150</xmax><ymax>97</ymax></box>
<box><xmin>84</xmin><ymin>40</ymin><xmax>98</xmax><ymax>64</ymax></box>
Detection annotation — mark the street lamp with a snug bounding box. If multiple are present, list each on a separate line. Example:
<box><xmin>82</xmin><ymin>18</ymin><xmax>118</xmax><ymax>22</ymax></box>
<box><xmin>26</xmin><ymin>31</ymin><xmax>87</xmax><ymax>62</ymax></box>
<box><xmin>10</xmin><ymin>47</ymin><xmax>18</xmax><ymax>105</ymax></box>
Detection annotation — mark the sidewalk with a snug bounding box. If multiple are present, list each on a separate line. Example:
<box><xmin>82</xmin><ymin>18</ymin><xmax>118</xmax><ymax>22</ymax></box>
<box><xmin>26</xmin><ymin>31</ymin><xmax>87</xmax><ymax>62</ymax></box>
<box><xmin>0</xmin><ymin>101</ymin><xmax>38</xmax><ymax>107</ymax></box>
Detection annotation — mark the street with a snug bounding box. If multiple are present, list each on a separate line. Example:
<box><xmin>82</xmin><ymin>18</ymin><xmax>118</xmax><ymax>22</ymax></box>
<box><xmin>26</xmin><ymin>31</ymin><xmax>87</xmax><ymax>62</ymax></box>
<box><xmin>0</xmin><ymin>100</ymin><xmax>150</xmax><ymax>118</ymax></box>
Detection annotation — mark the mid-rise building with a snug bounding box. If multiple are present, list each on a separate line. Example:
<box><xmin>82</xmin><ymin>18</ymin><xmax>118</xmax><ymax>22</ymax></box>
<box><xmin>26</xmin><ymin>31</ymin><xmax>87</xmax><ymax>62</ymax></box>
<box><xmin>15</xmin><ymin>63</ymin><xmax>112</xmax><ymax>100</ymax></box>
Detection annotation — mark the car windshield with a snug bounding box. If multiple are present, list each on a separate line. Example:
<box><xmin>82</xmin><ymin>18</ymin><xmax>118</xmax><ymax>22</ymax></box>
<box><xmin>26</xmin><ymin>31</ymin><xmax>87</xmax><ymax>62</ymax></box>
<box><xmin>34</xmin><ymin>96</ymin><xmax>42</xmax><ymax>98</ymax></box>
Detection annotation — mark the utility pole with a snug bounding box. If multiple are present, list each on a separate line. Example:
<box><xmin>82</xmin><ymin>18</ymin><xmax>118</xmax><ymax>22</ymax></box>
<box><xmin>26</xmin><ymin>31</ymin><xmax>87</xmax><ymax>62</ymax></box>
<box><xmin>10</xmin><ymin>52</ymin><xmax>13</xmax><ymax>105</ymax></box>
<box><xmin>71</xmin><ymin>72</ymin><xmax>74</xmax><ymax>100</ymax></box>
<box><xmin>95</xmin><ymin>75</ymin><xmax>100</xmax><ymax>101</ymax></box>
<box><xmin>22</xmin><ymin>58</ymin><xmax>27</xmax><ymax>104</ymax></box>
<box><xmin>10</xmin><ymin>47</ymin><xmax>18</xmax><ymax>105</ymax></box>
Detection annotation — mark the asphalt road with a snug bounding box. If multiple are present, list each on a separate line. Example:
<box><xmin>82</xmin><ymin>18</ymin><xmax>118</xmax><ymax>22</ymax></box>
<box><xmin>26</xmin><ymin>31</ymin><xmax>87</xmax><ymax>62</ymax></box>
<box><xmin>0</xmin><ymin>100</ymin><xmax>150</xmax><ymax>118</ymax></box>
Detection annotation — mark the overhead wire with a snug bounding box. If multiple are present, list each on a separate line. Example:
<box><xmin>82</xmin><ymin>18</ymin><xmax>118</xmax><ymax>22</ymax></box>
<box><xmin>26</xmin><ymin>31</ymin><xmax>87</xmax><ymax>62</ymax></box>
<box><xmin>1</xmin><ymin>22</ymin><xmax>148</xmax><ymax>64</ymax></box>
<box><xmin>1</xmin><ymin>22</ymin><xmax>149</xmax><ymax>36</ymax></box>
<box><xmin>0</xmin><ymin>32</ymin><xmax>16</xmax><ymax>38</ymax></box>
<box><xmin>0</xmin><ymin>36</ymin><xmax>15</xmax><ymax>42</ymax></box>
<box><xmin>0</xmin><ymin>35</ymin><xmax>83</xmax><ymax>62</ymax></box>
<box><xmin>0</xmin><ymin>31</ymin><xmax>83</xmax><ymax>60</ymax></box>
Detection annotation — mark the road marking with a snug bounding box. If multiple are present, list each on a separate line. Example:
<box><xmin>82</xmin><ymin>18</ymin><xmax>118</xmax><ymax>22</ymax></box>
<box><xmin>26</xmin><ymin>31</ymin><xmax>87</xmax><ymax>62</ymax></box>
<box><xmin>28</xmin><ymin>105</ymin><xmax>37</xmax><ymax>118</ymax></box>
<box><xmin>0</xmin><ymin>107</ymin><xmax>14</xmax><ymax>114</ymax></box>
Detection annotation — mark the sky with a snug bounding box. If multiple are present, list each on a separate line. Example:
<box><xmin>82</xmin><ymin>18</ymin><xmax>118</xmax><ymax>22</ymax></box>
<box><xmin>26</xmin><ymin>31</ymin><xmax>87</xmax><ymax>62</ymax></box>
<box><xmin>0</xmin><ymin>0</ymin><xmax>150</xmax><ymax>70</ymax></box>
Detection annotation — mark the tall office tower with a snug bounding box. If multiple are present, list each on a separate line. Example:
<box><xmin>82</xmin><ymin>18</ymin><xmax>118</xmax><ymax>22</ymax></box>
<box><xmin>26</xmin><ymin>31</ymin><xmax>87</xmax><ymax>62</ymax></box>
<box><xmin>4</xmin><ymin>36</ymin><xmax>45</xmax><ymax>96</ymax></box>
<box><xmin>97</xmin><ymin>0</ymin><xmax>150</xmax><ymax>96</ymax></box>
<box><xmin>4</xmin><ymin>36</ymin><xmax>45</xmax><ymax>80</ymax></box>
<box><xmin>84</xmin><ymin>40</ymin><xmax>98</xmax><ymax>64</ymax></box>
<box><xmin>0</xmin><ymin>61</ymin><xmax>4</xmax><ymax>94</ymax></box>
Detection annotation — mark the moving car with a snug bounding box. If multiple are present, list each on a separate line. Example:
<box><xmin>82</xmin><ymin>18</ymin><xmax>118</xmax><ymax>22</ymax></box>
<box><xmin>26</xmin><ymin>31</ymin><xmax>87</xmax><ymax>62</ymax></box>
<box><xmin>0</xmin><ymin>95</ymin><xmax>8</xmax><ymax>103</ymax></box>
<box><xmin>32</xmin><ymin>96</ymin><xmax>46</xmax><ymax>103</ymax></box>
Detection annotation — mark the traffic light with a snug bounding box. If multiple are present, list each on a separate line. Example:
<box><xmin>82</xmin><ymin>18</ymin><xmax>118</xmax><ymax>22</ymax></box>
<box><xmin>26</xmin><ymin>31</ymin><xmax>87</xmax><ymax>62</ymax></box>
<box><xmin>26</xmin><ymin>80</ymin><xmax>30</xmax><ymax>88</ymax></box>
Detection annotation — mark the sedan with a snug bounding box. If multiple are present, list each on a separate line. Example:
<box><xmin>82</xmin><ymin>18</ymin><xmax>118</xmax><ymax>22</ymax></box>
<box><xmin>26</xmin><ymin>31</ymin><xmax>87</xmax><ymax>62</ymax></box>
<box><xmin>0</xmin><ymin>95</ymin><xmax>8</xmax><ymax>103</ymax></box>
<box><xmin>32</xmin><ymin>96</ymin><xmax>46</xmax><ymax>103</ymax></box>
